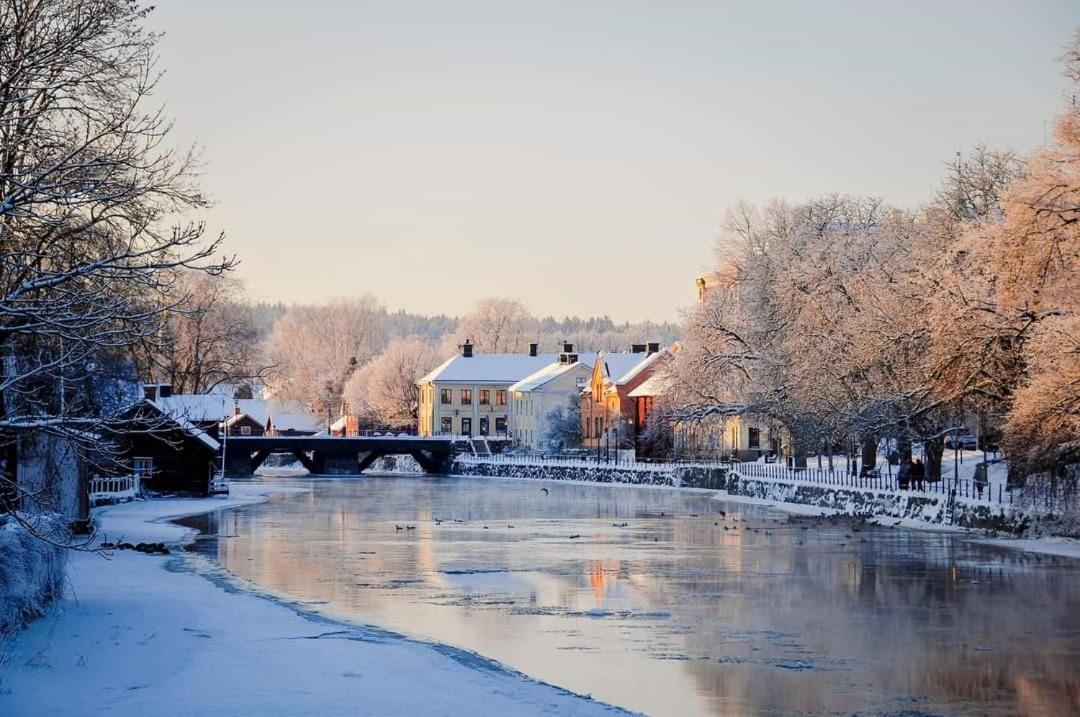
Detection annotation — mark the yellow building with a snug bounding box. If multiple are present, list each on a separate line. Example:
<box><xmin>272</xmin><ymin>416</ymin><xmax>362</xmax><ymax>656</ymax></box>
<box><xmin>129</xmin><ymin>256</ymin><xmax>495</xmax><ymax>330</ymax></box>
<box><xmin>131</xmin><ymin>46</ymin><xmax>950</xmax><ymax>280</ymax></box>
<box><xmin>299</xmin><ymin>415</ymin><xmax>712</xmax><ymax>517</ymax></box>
<box><xmin>416</xmin><ymin>340</ymin><xmax>556</xmax><ymax>438</ymax></box>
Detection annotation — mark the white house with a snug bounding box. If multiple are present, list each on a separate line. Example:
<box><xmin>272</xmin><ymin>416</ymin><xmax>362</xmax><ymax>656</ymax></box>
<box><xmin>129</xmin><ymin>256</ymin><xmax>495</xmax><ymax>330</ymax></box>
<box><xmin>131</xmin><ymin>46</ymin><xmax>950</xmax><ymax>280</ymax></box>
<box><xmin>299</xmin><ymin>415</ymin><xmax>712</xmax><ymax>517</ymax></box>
<box><xmin>508</xmin><ymin>345</ymin><xmax>595</xmax><ymax>450</ymax></box>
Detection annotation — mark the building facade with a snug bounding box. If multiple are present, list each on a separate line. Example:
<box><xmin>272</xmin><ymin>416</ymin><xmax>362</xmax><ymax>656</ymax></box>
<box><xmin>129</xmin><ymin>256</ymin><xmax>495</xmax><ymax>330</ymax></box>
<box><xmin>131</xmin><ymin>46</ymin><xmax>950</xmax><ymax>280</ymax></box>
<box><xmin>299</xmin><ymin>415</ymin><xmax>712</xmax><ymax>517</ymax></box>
<box><xmin>580</xmin><ymin>344</ymin><xmax>670</xmax><ymax>450</ymax></box>
<box><xmin>509</xmin><ymin>347</ymin><xmax>594</xmax><ymax>450</ymax></box>
<box><xmin>416</xmin><ymin>341</ymin><xmax>555</xmax><ymax>438</ymax></box>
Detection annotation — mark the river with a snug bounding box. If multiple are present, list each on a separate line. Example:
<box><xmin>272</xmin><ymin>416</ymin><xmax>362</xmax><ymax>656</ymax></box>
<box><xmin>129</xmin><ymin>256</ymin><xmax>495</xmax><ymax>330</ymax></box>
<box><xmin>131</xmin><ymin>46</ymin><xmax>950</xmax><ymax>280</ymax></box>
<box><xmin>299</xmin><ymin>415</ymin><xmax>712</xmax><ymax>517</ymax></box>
<box><xmin>177</xmin><ymin>474</ymin><xmax>1080</xmax><ymax>717</ymax></box>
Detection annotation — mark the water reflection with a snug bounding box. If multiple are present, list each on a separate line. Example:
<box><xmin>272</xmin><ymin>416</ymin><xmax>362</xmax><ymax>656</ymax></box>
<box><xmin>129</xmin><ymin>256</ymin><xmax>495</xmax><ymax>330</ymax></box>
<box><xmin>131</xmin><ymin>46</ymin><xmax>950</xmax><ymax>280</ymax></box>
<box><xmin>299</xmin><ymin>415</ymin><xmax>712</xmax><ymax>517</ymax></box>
<box><xmin>179</xmin><ymin>475</ymin><xmax>1080</xmax><ymax>717</ymax></box>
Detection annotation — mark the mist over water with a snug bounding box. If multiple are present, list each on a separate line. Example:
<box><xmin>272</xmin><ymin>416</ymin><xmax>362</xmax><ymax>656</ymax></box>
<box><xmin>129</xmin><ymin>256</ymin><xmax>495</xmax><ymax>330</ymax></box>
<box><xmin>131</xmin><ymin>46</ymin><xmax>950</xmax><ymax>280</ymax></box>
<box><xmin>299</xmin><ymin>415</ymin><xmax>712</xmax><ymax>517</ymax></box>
<box><xmin>179</xmin><ymin>475</ymin><xmax>1080</xmax><ymax>717</ymax></box>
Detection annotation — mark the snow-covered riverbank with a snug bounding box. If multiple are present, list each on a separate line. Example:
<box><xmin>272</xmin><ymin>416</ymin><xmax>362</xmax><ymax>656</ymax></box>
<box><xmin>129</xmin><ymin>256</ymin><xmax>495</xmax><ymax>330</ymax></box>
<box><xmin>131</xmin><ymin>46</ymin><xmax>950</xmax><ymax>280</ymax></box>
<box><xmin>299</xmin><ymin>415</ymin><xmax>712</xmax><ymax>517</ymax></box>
<box><xmin>0</xmin><ymin>484</ymin><xmax>628</xmax><ymax>717</ymax></box>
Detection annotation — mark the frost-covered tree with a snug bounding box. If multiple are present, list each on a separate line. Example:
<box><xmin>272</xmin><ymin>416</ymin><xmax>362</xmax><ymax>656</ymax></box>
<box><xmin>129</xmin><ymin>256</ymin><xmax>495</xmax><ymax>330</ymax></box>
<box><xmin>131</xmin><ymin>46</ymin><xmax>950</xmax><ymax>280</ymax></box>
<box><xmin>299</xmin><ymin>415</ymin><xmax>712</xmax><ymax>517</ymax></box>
<box><xmin>268</xmin><ymin>297</ymin><xmax>388</xmax><ymax>409</ymax></box>
<box><xmin>543</xmin><ymin>397</ymin><xmax>582</xmax><ymax>450</ymax></box>
<box><xmin>0</xmin><ymin>0</ymin><xmax>232</xmax><ymax>529</ymax></box>
<box><xmin>342</xmin><ymin>335</ymin><xmax>439</xmax><ymax>427</ymax></box>
<box><xmin>133</xmin><ymin>271</ymin><xmax>269</xmax><ymax>395</ymax></box>
<box><xmin>443</xmin><ymin>298</ymin><xmax>536</xmax><ymax>354</ymax></box>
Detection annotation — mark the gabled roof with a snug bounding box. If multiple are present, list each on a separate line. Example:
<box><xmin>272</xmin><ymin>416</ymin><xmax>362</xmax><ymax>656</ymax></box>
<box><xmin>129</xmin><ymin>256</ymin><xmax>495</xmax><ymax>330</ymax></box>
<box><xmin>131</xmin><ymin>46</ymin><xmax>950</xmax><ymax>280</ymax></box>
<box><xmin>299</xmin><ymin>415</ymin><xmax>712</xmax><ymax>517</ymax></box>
<box><xmin>417</xmin><ymin>353</ymin><xmax>560</xmax><ymax>385</ymax></box>
<box><xmin>595</xmin><ymin>349</ymin><xmax>669</xmax><ymax>387</ymax></box>
<box><xmin>628</xmin><ymin>372</ymin><xmax>671</xmax><ymax>398</ymax></box>
<box><xmin>508</xmin><ymin>355</ymin><xmax>597</xmax><ymax>393</ymax></box>
<box><xmin>142</xmin><ymin>399</ymin><xmax>221</xmax><ymax>451</ymax></box>
<box><xmin>154</xmin><ymin>395</ymin><xmax>318</xmax><ymax>433</ymax></box>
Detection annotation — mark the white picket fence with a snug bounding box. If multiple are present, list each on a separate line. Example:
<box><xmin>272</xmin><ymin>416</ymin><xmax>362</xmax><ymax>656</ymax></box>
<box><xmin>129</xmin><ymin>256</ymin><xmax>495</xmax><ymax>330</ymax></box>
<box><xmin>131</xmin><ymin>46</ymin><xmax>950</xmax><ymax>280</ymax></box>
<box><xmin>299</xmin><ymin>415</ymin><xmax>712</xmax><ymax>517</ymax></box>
<box><xmin>89</xmin><ymin>474</ymin><xmax>140</xmax><ymax>504</ymax></box>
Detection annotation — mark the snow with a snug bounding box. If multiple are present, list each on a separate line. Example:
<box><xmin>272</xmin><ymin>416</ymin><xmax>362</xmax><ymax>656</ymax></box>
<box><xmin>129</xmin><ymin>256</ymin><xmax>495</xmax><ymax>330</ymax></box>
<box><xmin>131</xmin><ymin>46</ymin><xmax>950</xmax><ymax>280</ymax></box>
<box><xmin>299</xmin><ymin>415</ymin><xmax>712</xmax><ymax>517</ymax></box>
<box><xmin>627</xmin><ymin>372</ymin><xmax>670</xmax><ymax>398</ymax></box>
<box><xmin>0</xmin><ymin>485</ymin><xmax>628</xmax><ymax>717</ymax></box>
<box><xmin>417</xmin><ymin>353</ymin><xmax>560</xmax><ymax>384</ymax></box>
<box><xmin>509</xmin><ymin>357</ymin><xmax>596</xmax><ymax>393</ymax></box>
<box><xmin>0</xmin><ymin>515</ymin><xmax>65</xmax><ymax>634</ymax></box>
<box><xmin>144</xmin><ymin>399</ymin><xmax>220</xmax><ymax>451</ymax></box>
<box><xmin>973</xmin><ymin>536</ymin><xmax>1080</xmax><ymax>559</ymax></box>
<box><xmin>610</xmin><ymin>349</ymin><xmax>666</xmax><ymax>386</ymax></box>
<box><xmin>155</xmin><ymin>395</ymin><xmax>319</xmax><ymax>433</ymax></box>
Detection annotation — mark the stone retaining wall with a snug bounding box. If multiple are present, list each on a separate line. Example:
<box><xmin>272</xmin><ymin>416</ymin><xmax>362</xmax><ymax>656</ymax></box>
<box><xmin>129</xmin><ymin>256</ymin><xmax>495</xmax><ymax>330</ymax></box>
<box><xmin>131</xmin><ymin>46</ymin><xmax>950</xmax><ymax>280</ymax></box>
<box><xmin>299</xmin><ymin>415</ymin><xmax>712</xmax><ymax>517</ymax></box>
<box><xmin>452</xmin><ymin>460</ymin><xmax>1028</xmax><ymax>533</ymax></box>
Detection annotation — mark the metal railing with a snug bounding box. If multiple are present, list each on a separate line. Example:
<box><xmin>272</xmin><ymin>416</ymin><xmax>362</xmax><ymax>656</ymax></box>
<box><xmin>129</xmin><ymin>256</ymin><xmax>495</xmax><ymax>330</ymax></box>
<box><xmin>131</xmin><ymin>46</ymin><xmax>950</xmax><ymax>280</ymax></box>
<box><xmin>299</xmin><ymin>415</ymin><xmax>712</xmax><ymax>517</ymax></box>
<box><xmin>457</xmin><ymin>453</ymin><xmax>1014</xmax><ymax>506</ymax></box>
<box><xmin>732</xmin><ymin>461</ymin><xmax>1011</xmax><ymax>505</ymax></box>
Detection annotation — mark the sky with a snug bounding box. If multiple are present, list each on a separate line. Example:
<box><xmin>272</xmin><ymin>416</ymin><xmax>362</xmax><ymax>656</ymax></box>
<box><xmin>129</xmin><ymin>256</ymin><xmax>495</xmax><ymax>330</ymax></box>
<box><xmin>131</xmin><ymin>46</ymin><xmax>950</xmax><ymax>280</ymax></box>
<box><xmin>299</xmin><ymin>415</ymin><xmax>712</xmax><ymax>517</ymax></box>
<box><xmin>151</xmin><ymin>1</ymin><xmax>1079</xmax><ymax>322</ymax></box>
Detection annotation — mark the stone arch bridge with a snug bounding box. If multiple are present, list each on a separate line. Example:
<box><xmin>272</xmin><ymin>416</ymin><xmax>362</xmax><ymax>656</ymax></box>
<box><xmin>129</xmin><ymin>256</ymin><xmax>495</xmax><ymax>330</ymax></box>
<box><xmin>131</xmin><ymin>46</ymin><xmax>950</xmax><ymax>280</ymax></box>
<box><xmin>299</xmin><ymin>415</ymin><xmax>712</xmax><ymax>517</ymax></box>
<box><xmin>222</xmin><ymin>435</ymin><xmax>456</xmax><ymax>476</ymax></box>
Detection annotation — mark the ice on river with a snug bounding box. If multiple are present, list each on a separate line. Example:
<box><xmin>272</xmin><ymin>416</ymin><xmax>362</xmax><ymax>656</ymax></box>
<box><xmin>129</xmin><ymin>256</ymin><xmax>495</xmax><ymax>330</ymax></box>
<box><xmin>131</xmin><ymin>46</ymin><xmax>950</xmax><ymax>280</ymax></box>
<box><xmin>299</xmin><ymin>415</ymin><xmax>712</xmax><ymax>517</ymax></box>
<box><xmin>169</xmin><ymin>474</ymin><xmax>1080</xmax><ymax>717</ymax></box>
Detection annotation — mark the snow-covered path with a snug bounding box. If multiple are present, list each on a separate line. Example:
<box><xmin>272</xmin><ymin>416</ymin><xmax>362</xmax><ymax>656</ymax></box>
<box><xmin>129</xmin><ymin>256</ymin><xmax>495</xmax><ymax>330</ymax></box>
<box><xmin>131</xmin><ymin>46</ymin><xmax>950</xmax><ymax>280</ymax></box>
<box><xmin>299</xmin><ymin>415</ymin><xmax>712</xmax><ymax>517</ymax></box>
<box><xmin>0</xmin><ymin>486</ymin><xmax>628</xmax><ymax>717</ymax></box>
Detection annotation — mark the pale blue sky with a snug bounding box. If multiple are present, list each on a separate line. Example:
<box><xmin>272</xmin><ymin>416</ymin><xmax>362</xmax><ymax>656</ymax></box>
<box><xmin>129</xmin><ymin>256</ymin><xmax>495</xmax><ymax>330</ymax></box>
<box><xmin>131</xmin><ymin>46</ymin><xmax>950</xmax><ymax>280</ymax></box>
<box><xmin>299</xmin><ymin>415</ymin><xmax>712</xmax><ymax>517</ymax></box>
<box><xmin>152</xmin><ymin>1</ymin><xmax>1078</xmax><ymax>321</ymax></box>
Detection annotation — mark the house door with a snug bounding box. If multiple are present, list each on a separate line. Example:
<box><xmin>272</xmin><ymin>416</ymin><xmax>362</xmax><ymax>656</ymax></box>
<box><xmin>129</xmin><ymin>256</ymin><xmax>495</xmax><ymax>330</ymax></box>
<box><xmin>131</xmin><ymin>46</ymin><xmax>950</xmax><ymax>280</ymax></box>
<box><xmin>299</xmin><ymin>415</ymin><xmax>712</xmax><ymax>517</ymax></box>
<box><xmin>461</xmin><ymin>417</ymin><xmax>472</xmax><ymax>436</ymax></box>
<box><xmin>479</xmin><ymin>417</ymin><xmax>489</xmax><ymax>436</ymax></box>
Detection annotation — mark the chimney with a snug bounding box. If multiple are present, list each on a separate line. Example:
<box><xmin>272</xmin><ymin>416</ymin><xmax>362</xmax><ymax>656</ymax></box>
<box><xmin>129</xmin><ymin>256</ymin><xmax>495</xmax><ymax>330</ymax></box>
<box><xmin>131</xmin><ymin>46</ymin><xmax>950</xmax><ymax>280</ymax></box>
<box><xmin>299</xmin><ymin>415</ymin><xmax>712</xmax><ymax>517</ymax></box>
<box><xmin>646</xmin><ymin>342</ymin><xmax>660</xmax><ymax>355</ymax></box>
<box><xmin>234</xmin><ymin>404</ymin><xmax>242</xmax><ymax>416</ymax></box>
<box><xmin>460</xmin><ymin>339</ymin><xmax>473</xmax><ymax>358</ymax></box>
<box><xmin>529</xmin><ymin>343</ymin><xmax>538</xmax><ymax>357</ymax></box>
<box><xmin>631</xmin><ymin>343</ymin><xmax>646</xmax><ymax>354</ymax></box>
<box><xmin>562</xmin><ymin>342</ymin><xmax>573</xmax><ymax>354</ymax></box>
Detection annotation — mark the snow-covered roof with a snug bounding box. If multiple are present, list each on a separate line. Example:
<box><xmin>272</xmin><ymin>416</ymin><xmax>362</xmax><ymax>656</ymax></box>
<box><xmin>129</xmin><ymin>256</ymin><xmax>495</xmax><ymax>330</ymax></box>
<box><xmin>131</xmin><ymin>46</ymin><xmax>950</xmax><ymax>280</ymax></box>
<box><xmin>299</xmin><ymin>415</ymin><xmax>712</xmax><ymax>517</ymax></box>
<box><xmin>267</xmin><ymin>411</ymin><xmax>321</xmax><ymax>433</ymax></box>
<box><xmin>508</xmin><ymin>354</ymin><xmax>597</xmax><ymax>393</ymax></box>
<box><xmin>597</xmin><ymin>349</ymin><xmax>668</xmax><ymax>386</ymax></box>
<box><xmin>613</xmin><ymin>349</ymin><xmax>667</xmax><ymax>385</ymax></box>
<box><xmin>628</xmin><ymin>372</ymin><xmax>671</xmax><ymax>398</ymax></box>
<box><xmin>143</xmin><ymin>399</ymin><xmax>221</xmax><ymax>451</ymax></box>
<box><xmin>417</xmin><ymin>353</ymin><xmax>561</xmax><ymax>385</ymax></box>
<box><xmin>155</xmin><ymin>395</ymin><xmax>318</xmax><ymax>433</ymax></box>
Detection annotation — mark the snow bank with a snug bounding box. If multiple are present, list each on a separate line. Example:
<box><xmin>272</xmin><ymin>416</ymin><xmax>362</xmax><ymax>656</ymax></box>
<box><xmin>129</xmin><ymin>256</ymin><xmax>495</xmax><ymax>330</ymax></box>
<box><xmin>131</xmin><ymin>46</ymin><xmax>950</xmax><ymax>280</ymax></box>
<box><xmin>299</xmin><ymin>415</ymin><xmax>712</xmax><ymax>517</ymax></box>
<box><xmin>0</xmin><ymin>514</ymin><xmax>66</xmax><ymax>636</ymax></box>
<box><xmin>372</xmin><ymin>453</ymin><xmax>423</xmax><ymax>474</ymax></box>
<box><xmin>0</xmin><ymin>484</ymin><xmax>628</xmax><ymax>716</ymax></box>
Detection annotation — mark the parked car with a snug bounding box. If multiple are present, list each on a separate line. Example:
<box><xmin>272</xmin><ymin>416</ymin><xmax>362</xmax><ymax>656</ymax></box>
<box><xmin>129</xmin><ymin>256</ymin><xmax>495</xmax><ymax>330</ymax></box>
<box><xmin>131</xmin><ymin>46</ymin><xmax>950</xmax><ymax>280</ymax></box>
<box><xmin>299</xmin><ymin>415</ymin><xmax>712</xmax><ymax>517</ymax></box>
<box><xmin>945</xmin><ymin>433</ymin><xmax>978</xmax><ymax>450</ymax></box>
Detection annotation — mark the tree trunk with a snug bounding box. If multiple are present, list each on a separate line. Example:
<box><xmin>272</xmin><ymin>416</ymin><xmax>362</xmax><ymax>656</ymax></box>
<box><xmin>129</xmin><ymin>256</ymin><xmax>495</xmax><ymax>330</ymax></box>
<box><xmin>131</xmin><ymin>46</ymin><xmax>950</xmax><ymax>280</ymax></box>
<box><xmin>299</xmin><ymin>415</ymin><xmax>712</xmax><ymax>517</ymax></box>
<box><xmin>861</xmin><ymin>436</ymin><xmax>878</xmax><ymax>472</ymax></box>
<box><xmin>898</xmin><ymin>439</ymin><xmax>913</xmax><ymax>463</ymax></box>
<box><xmin>925</xmin><ymin>437</ymin><xmax>944</xmax><ymax>482</ymax></box>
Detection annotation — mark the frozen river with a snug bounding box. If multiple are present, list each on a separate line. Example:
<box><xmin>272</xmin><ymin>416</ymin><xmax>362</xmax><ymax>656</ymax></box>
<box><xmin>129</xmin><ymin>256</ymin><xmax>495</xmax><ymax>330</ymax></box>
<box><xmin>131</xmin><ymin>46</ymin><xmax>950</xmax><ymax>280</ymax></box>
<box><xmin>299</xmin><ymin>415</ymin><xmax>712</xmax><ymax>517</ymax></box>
<box><xmin>178</xmin><ymin>474</ymin><xmax>1080</xmax><ymax>716</ymax></box>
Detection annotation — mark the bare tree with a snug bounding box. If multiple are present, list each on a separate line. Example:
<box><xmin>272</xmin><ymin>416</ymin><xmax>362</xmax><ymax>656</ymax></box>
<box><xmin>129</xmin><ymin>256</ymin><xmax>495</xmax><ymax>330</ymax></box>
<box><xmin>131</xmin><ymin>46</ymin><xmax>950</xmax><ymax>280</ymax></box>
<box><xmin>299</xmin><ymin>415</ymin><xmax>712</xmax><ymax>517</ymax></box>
<box><xmin>0</xmin><ymin>1</ymin><xmax>233</xmax><ymax>534</ymax></box>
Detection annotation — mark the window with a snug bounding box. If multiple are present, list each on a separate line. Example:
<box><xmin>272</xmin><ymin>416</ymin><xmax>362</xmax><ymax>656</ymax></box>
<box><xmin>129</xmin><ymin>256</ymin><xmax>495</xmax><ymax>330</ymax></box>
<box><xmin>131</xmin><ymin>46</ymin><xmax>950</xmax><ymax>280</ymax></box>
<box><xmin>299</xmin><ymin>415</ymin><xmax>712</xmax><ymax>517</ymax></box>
<box><xmin>479</xmin><ymin>417</ymin><xmax>489</xmax><ymax>436</ymax></box>
<box><xmin>440</xmin><ymin>417</ymin><xmax>453</xmax><ymax>434</ymax></box>
<box><xmin>461</xmin><ymin>417</ymin><xmax>472</xmax><ymax>436</ymax></box>
<box><xmin>748</xmin><ymin>427</ymin><xmax>761</xmax><ymax>450</ymax></box>
<box><xmin>240</xmin><ymin>425</ymin><xmax>252</xmax><ymax>436</ymax></box>
<box><xmin>495</xmin><ymin>417</ymin><xmax>507</xmax><ymax>435</ymax></box>
<box><xmin>440</xmin><ymin>388</ymin><xmax>452</xmax><ymax>405</ymax></box>
<box><xmin>461</xmin><ymin>389</ymin><xmax>472</xmax><ymax>405</ymax></box>
<box><xmin>133</xmin><ymin>457</ymin><xmax>153</xmax><ymax>481</ymax></box>
<box><xmin>496</xmin><ymin>390</ymin><xmax>507</xmax><ymax>406</ymax></box>
<box><xmin>479</xmin><ymin>390</ymin><xmax>490</xmax><ymax>405</ymax></box>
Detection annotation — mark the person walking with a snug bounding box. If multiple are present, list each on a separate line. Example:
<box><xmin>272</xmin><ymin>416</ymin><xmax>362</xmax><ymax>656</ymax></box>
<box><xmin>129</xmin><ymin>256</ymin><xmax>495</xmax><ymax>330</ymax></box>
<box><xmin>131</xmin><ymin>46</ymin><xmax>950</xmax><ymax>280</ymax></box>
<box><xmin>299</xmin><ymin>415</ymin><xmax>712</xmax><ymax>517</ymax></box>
<box><xmin>912</xmin><ymin>458</ymin><xmax>926</xmax><ymax>491</ymax></box>
<box><xmin>898</xmin><ymin>458</ymin><xmax>912</xmax><ymax>490</ymax></box>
